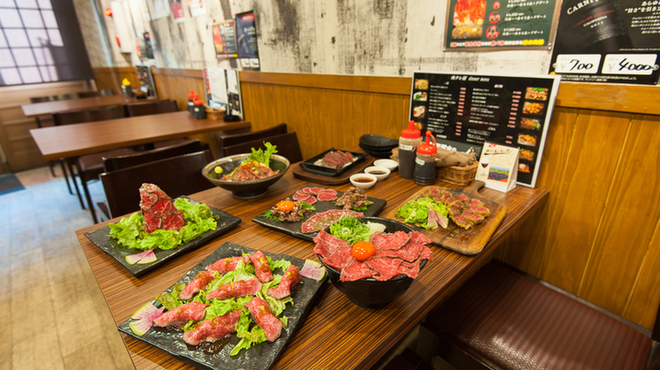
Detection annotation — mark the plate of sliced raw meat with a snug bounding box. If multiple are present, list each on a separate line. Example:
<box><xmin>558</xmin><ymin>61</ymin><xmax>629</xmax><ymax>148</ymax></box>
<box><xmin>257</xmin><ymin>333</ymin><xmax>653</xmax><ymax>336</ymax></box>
<box><xmin>252</xmin><ymin>185</ymin><xmax>387</xmax><ymax>242</ymax></box>
<box><xmin>84</xmin><ymin>197</ymin><xmax>241</xmax><ymax>276</ymax></box>
<box><xmin>382</xmin><ymin>181</ymin><xmax>507</xmax><ymax>255</ymax></box>
<box><xmin>299</xmin><ymin>148</ymin><xmax>367</xmax><ymax>177</ymax></box>
<box><xmin>118</xmin><ymin>242</ymin><xmax>327</xmax><ymax>370</ymax></box>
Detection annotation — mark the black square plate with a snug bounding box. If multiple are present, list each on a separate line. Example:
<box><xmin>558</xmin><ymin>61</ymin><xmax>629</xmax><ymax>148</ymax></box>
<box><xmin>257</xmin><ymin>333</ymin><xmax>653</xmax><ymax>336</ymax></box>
<box><xmin>298</xmin><ymin>148</ymin><xmax>367</xmax><ymax>177</ymax></box>
<box><xmin>252</xmin><ymin>185</ymin><xmax>387</xmax><ymax>242</ymax></box>
<box><xmin>84</xmin><ymin>198</ymin><xmax>241</xmax><ymax>277</ymax></box>
<box><xmin>118</xmin><ymin>242</ymin><xmax>327</xmax><ymax>370</ymax></box>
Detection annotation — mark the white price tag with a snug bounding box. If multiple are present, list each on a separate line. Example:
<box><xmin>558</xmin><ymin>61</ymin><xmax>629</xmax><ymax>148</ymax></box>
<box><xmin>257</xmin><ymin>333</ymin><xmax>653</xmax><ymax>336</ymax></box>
<box><xmin>554</xmin><ymin>54</ymin><xmax>601</xmax><ymax>74</ymax></box>
<box><xmin>602</xmin><ymin>54</ymin><xmax>658</xmax><ymax>75</ymax></box>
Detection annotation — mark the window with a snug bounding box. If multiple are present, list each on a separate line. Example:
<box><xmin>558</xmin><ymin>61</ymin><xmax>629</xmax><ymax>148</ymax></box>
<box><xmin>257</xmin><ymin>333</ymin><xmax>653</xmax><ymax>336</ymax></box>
<box><xmin>0</xmin><ymin>0</ymin><xmax>87</xmax><ymax>85</ymax></box>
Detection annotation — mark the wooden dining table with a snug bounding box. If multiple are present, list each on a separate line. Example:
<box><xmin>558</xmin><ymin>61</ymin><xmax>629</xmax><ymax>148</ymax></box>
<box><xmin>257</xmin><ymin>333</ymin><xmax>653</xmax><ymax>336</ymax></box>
<box><xmin>29</xmin><ymin>111</ymin><xmax>251</xmax><ymax>161</ymax></box>
<box><xmin>21</xmin><ymin>94</ymin><xmax>147</xmax><ymax>118</ymax></box>
<box><xmin>75</xmin><ymin>156</ymin><xmax>549</xmax><ymax>370</ymax></box>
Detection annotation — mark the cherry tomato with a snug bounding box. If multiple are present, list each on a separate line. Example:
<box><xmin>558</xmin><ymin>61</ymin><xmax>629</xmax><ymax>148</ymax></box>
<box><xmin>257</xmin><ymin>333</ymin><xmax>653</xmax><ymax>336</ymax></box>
<box><xmin>276</xmin><ymin>200</ymin><xmax>295</xmax><ymax>212</ymax></box>
<box><xmin>352</xmin><ymin>241</ymin><xmax>376</xmax><ymax>261</ymax></box>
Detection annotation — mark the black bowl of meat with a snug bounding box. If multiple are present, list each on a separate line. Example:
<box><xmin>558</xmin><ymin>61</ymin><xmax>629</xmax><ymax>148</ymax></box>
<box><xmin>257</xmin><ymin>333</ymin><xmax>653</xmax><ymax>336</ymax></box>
<box><xmin>202</xmin><ymin>154</ymin><xmax>290</xmax><ymax>199</ymax></box>
<box><xmin>313</xmin><ymin>217</ymin><xmax>431</xmax><ymax>309</ymax></box>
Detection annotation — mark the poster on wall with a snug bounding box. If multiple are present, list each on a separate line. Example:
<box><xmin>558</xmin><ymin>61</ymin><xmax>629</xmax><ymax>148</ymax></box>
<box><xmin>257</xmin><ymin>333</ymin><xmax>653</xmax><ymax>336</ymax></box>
<box><xmin>409</xmin><ymin>71</ymin><xmax>560</xmax><ymax>188</ymax></box>
<box><xmin>445</xmin><ymin>0</ymin><xmax>559</xmax><ymax>50</ymax></box>
<box><xmin>187</xmin><ymin>0</ymin><xmax>206</xmax><ymax>17</ymax></box>
<box><xmin>136</xmin><ymin>65</ymin><xmax>157</xmax><ymax>98</ymax></box>
<box><xmin>235</xmin><ymin>10</ymin><xmax>261</xmax><ymax>70</ymax></box>
<box><xmin>212</xmin><ymin>20</ymin><xmax>238</xmax><ymax>58</ymax></box>
<box><xmin>146</xmin><ymin>0</ymin><xmax>170</xmax><ymax>20</ymax></box>
<box><xmin>203</xmin><ymin>68</ymin><xmax>244</xmax><ymax>119</ymax></box>
<box><xmin>549</xmin><ymin>0</ymin><xmax>660</xmax><ymax>84</ymax></box>
<box><xmin>170</xmin><ymin>0</ymin><xmax>185</xmax><ymax>22</ymax></box>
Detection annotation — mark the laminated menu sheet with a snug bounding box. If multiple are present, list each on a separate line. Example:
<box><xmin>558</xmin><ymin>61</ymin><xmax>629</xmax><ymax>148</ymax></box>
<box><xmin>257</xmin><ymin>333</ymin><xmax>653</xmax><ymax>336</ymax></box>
<box><xmin>409</xmin><ymin>71</ymin><xmax>560</xmax><ymax>188</ymax></box>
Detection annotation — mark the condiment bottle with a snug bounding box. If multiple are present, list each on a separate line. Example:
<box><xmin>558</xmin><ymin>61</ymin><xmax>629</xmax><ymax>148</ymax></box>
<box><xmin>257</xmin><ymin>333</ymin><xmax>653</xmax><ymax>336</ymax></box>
<box><xmin>192</xmin><ymin>98</ymin><xmax>206</xmax><ymax>119</ymax></box>
<box><xmin>187</xmin><ymin>90</ymin><xmax>195</xmax><ymax>113</ymax></box>
<box><xmin>413</xmin><ymin>131</ymin><xmax>437</xmax><ymax>186</ymax></box>
<box><xmin>398</xmin><ymin>120</ymin><xmax>422</xmax><ymax>179</ymax></box>
<box><xmin>121</xmin><ymin>78</ymin><xmax>134</xmax><ymax>98</ymax></box>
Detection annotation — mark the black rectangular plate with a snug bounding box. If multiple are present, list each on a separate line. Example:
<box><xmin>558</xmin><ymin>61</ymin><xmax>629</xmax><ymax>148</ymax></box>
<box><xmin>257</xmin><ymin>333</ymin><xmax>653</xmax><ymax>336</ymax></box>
<box><xmin>118</xmin><ymin>242</ymin><xmax>327</xmax><ymax>370</ymax></box>
<box><xmin>252</xmin><ymin>185</ymin><xmax>387</xmax><ymax>242</ymax></box>
<box><xmin>299</xmin><ymin>148</ymin><xmax>367</xmax><ymax>177</ymax></box>
<box><xmin>84</xmin><ymin>198</ymin><xmax>241</xmax><ymax>277</ymax></box>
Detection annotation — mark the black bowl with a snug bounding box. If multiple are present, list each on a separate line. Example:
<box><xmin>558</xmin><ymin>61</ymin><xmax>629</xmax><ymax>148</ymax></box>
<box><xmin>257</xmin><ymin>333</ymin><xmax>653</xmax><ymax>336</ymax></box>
<box><xmin>316</xmin><ymin>217</ymin><xmax>427</xmax><ymax>309</ymax></box>
<box><xmin>202</xmin><ymin>154</ymin><xmax>290</xmax><ymax>199</ymax></box>
<box><xmin>359</xmin><ymin>134</ymin><xmax>398</xmax><ymax>149</ymax></box>
<box><xmin>359</xmin><ymin>143</ymin><xmax>394</xmax><ymax>158</ymax></box>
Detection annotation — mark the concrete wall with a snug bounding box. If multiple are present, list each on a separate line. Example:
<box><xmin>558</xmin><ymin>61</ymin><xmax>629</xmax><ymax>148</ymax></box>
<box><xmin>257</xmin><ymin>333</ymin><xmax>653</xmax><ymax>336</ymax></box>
<box><xmin>77</xmin><ymin>0</ymin><xmax>554</xmax><ymax>77</ymax></box>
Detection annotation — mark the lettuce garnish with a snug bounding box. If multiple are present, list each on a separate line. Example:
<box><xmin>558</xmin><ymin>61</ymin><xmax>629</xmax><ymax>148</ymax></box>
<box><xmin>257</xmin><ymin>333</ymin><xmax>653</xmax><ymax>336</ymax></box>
<box><xmin>329</xmin><ymin>216</ymin><xmax>376</xmax><ymax>244</ymax></box>
<box><xmin>395</xmin><ymin>197</ymin><xmax>448</xmax><ymax>230</ymax></box>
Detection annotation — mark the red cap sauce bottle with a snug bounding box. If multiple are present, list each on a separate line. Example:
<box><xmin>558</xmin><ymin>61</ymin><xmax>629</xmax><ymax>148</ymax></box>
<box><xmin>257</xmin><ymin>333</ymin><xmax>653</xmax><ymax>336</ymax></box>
<box><xmin>399</xmin><ymin>120</ymin><xmax>422</xmax><ymax>179</ymax></box>
<box><xmin>413</xmin><ymin>131</ymin><xmax>437</xmax><ymax>186</ymax></box>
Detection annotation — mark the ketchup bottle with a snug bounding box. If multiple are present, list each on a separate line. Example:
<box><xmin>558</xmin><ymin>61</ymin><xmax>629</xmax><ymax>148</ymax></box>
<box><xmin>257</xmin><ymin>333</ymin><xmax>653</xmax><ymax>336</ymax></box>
<box><xmin>398</xmin><ymin>120</ymin><xmax>422</xmax><ymax>179</ymax></box>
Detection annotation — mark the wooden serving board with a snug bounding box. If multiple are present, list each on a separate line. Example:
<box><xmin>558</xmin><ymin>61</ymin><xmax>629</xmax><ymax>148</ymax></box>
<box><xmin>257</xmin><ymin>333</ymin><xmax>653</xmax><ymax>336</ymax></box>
<box><xmin>292</xmin><ymin>157</ymin><xmax>374</xmax><ymax>185</ymax></box>
<box><xmin>382</xmin><ymin>181</ymin><xmax>507</xmax><ymax>255</ymax></box>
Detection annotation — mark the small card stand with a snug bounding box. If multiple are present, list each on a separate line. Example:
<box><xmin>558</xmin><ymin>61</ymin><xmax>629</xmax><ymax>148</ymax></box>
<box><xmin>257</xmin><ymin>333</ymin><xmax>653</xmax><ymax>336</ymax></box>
<box><xmin>475</xmin><ymin>142</ymin><xmax>518</xmax><ymax>193</ymax></box>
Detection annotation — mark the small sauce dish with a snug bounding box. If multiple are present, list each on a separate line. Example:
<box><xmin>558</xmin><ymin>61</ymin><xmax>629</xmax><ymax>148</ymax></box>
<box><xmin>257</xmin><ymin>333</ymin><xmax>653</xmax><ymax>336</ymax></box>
<box><xmin>350</xmin><ymin>174</ymin><xmax>377</xmax><ymax>189</ymax></box>
<box><xmin>364</xmin><ymin>166</ymin><xmax>390</xmax><ymax>181</ymax></box>
<box><xmin>373</xmin><ymin>159</ymin><xmax>398</xmax><ymax>172</ymax></box>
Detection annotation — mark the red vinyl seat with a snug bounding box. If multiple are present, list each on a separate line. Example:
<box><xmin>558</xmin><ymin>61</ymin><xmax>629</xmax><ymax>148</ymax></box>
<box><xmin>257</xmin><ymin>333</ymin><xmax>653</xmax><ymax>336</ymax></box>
<box><xmin>421</xmin><ymin>261</ymin><xmax>659</xmax><ymax>370</ymax></box>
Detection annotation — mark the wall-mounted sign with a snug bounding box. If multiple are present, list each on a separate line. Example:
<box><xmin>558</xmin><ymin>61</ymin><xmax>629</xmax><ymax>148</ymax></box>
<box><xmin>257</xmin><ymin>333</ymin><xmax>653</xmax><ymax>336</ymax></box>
<box><xmin>212</xmin><ymin>20</ymin><xmax>238</xmax><ymax>58</ymax></box>
<box><xmin>549</xmin><ymin>0</ymin><xmax>660</xmax><ymax>84</ymax></box>
<box><xmin>445</xmin><ymin>0</ymin><xmax>559</xmax><ymax>50</ymax></box>
<box><xmin>235</xmin><ymin>10</ymin><xmax>260</xmax><ymax>70</ymax></box>
<box><xmin>187</xmin><ymin>0</ymin><xmax>205</xmax><ymax>17</ymax></box>
<box><xmin>409</xmin><ymin>71</ymin><xmax>560</xmax><ymax>188</ymax></box>
<box><xmin>146</xmin><ymin>0</ymin><xmax>170</xmax><ymax>20</ymax></box>
<box><xmin>170</xmin><ymin>0</ymin><xmax>185</xmax><ymax>23</ymax></box>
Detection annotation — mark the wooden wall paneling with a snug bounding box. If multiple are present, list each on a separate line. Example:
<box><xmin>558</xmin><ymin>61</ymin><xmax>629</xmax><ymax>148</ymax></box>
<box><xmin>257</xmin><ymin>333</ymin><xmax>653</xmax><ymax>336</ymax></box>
<box><xmin>578</xmin><ymin>114</ymin><xmax>660</xmax><ymax>319</ymax></box>
<box><xmin>539</xmin><ymin>111</ymin><xmax>631</xmax><ymax>294</ymax></box>
<box><xmin>495</xmin><ymin>107</ymin><xmax>580</xmax><ymax>276</ymax></box>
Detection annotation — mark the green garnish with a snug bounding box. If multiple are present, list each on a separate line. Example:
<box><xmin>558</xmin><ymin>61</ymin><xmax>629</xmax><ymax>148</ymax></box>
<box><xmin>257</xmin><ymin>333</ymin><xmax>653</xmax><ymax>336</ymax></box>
<box><xmin>352</xmin><ymin>201</ymin><xmax>373</xmax><ymax>211</ymax></box>
<box><xmin>108</xmin><ymin>198</ymin><xmax>218</xmax><ymax>250</ymax></box>
<box><xmin>329</xmin><ymin>216</ymin><xmax>375</xmax><ymax>245</ymax></box>
<box><xmin>395</xmin><ymin>197</ymin><xmax>448</xmax><ymax>230</ymax></box>
<box><xmin>246</xmin><ymin>142</ymin><xmax>278</xmax><ymax>167</ymax></box>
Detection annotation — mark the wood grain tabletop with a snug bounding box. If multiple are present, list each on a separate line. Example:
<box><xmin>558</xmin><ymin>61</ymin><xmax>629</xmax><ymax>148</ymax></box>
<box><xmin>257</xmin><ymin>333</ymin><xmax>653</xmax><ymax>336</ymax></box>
<box><xmin>76</xmin><ymin>156</ymin><xmax>548</xmax><ymax>370</ymax></box>
<box><xmin>29</xmin><ymin>111</ymin><xmax>250</xmax><ymax>160</ymax></box>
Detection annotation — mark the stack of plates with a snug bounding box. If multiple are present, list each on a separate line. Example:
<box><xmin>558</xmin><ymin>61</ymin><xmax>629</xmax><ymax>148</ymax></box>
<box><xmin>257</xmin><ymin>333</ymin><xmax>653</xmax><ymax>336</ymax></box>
<box><xmin>359</xmin><ymin>134</ymin><xmax>398</xmax><ymax>158</ymax></box>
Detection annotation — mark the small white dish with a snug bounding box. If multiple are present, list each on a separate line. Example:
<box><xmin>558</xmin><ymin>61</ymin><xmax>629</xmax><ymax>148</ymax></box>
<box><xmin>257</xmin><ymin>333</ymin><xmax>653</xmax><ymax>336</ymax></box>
<box><xmin>349</xmin><ymin>173</ymin><xmax>377</xmax><ymax>189</ymax></box>
<box><xmin>364</xmin><ymin>166</ymin><xmax>390</xmax><ymax>181</ymax></box>
<box><xmin>373</xmin><ymin>159</ymin><xmax>398</xmax><ymax>171</ymax></box>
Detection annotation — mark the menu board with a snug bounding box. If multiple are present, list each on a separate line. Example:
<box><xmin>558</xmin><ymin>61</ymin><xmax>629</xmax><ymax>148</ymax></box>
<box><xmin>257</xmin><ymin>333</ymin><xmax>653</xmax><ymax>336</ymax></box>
<box><xmin>409</xmin><ymin>71</ymin><xmax>560</xmax><ymax>187</ymax></box>
<box><xmin>445</xmin><ymin>0</ymin><xmax>559</xmax><ymax>50</ymax></box>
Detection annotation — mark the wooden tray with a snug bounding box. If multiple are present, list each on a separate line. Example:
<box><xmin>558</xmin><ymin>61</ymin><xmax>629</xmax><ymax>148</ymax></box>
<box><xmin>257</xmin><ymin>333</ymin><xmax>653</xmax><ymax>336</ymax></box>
<box><xmin>292</xmin><ymin>157</ymin><xmax>374</xmax><ymax>185</ymax></box>
<box><xmin>381</xmin><ymin>181</ymin><xmax>506</xmax><ymax>255</ymax></box>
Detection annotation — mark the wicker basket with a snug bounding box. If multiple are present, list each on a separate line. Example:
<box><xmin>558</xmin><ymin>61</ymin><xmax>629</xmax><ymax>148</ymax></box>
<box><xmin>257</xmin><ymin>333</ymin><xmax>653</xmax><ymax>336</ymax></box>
<box><xmin>205</xmin><ymin>107</ymin><xmax>226</xmax><ymax>120</ymax></box>
<box><xmin>437</xmin><ymin>161</ymin><xmax>478</xmax><ymax>186</ymax></box>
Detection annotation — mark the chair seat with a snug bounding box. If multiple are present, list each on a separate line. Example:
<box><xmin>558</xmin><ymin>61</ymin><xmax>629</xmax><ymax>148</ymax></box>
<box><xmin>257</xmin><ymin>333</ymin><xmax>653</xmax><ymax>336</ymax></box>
<box><xmin>77</xmin><ymin>148</ymin><xmax>136</xmax><ymax>174</ymax></box>
<box><xmin>425</xmin><ymin>262</ymin><xmax>652</xmax><ymax>370</ymax></box>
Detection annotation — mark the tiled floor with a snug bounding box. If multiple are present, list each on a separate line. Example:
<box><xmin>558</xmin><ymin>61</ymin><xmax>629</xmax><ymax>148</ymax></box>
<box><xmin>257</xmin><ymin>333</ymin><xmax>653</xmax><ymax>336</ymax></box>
<box><xmin>1</xmin><ymin>167</ymin><xmax>134</xmax><ymax>370</ymax></box>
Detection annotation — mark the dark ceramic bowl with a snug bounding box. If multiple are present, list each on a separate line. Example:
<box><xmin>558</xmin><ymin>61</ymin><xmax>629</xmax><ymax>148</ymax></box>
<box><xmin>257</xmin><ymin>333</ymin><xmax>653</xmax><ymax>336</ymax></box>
<box><xmin>316</xmin><ymin>217</ymin><xmax>427</xmax><ymax>309</ymax></box>
<box><xmin>359</xmin><ymin>134</ymin><xmax>398</xmax><ymax>149</ymax></box>
<box><xmin>202</xmin><ymin>154</ymin><xmax>290</xmax><ymax>199</ymax></box>
<box><xmin>359</xmin><ymin>143</ymin><xmax>394</xmax><ymax>158</ymax></box>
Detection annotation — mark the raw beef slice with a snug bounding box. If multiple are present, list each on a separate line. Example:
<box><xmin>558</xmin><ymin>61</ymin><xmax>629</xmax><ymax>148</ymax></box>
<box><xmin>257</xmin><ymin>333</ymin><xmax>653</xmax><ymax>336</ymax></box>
<box><xmin>140</xmin><ymin>183</ymin><xmax>186</xmax><ymax>233</ymax></box>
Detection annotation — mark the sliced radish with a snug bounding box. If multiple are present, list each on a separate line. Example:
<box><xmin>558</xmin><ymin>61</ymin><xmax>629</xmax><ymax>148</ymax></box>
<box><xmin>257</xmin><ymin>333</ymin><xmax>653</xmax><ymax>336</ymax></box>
<box><xmin>126</xmin><ymin>249</ymin><xmax>157</xmax><ymax>265</ymax></box>
<box><xmin>129</xmin><ymin>302</ymin><xmax>164</xmax><ymax>336</ymax></box>
<box><xmin>300</xmin><ymin>259</ymin><xmax>326</xmax><ymax>281</ymax></box>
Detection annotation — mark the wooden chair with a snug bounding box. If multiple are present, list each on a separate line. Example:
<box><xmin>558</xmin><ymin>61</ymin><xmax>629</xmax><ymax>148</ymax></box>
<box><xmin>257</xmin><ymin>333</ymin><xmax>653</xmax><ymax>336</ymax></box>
<box><xmin>30</xmin><ymin>96</ymin><xmax>53</xmax><ymax>103</ymax></box>
<box><xmin>99</xmin><ymin>89</ymin><xmax>115</xmax><ymax>96</ymax></box>
<box><xmin>223</xmin><ymin>132</ymin><xmax>303</xmax><ymax>163</ymax></box>
<box><xmin>125</xmin><ymin>99</ymin><xmax>178</xmax><ymax>117</ymax></box>
<box><xmin>103</xmin><ymin>139</ymin><xmax>207</xmax><ymax>172</ymax></box>
<box><xmin>52</xmin><ymin>93</ymin><xmax>74</xmax><ymax>101</ymax></box>
<box><xmin>217</xmin><ymin>123</ymin><xmax>287</xmax><ymax>157</ymax></box>
<box><xmin>76</xmin><ymin>91</ymin><xmax>101</xmax><ymax>98</ymax></box>
<box><xmin>100</xmin><ymin>150</ymin><xmax>215</xmax><ymax>219</ymax></box>
<box><xmin>419</xmin><ymin>260</ymin><xmax>660</xmax><ymax>370</ymax></box>
<box><xmin>54</xmin><ymin>106</ymin><xmax>135</xmax><ymax>223</ymax></box>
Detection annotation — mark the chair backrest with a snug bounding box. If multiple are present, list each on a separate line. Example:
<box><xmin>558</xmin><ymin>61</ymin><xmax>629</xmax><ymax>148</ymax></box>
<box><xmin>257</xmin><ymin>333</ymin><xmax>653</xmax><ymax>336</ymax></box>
<box><xmin>102</xmin><ymin>139</ymin><xmax>206</xmax><ymax>172</ymax></box>
<box><xmin>76</xmin><ymin>91</ymin><xmax>102</xmax><ymax>98</ymax></box>
<box><xmin>100</xmin><ymin>150</ymin><xmax>215</xmax><ymax>218</ymax></box>
<box><xmin>223</xmin><ymin>132</ymin><xmax>303</xmax><ymax>163</ymax></box>
<box><xmin>218</xmin><ymin>123</ymin><xmax>288</xmax><ymax>157</ymax></box>
<box><xmin>30</xmin><ymin>96</ymin><xmax>53</xmax><ymax>103</ymax></box>
<box><xmin>53</xmin><ymin>106</ymin><xmax>125</xmax><ymax>126</ymax></box>
<box><xmin>99</xmin><ymin>89</ymin><xmax>115</xmax><ymax>96</ymax></box>
<box><xmin>125</xmin><ymin>99</ymin><xmax>178</xmax><ymax>117</ymax></box>
<box><xmin>52</xmin><ymin>93</ymin><xmax>74</xmax><ymax>101</ymax></box>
